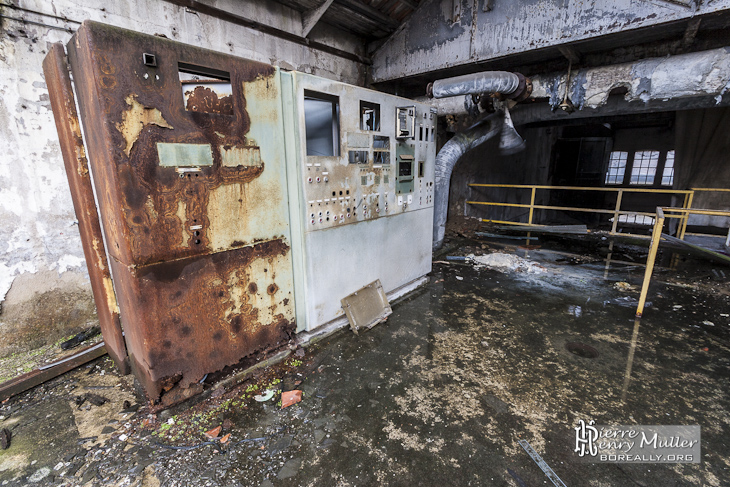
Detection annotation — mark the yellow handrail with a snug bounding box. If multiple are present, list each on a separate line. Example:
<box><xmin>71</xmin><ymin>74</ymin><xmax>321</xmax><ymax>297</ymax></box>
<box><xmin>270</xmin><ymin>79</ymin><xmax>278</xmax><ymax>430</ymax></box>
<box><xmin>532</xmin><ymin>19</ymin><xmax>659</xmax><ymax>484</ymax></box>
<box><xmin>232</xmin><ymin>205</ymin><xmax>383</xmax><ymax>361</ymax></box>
<box><xmin>637</xmin><ymin>206</ymin><xmax>730</xmax><ymax>317</ymax></box>
<box><xmin>467</xmin><ymin>184</ymin><xmax>730</xmax><ymax>239</ymax></box>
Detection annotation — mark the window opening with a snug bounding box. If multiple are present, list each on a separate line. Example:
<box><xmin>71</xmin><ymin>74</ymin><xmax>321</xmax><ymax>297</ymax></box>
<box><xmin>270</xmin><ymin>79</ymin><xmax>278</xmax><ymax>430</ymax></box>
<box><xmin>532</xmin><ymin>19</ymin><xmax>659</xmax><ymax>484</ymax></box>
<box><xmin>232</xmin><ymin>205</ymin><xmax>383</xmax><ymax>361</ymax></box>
<box><xmin>304</xmin><ymin>90</ymin><xmax>340</xmax><ymax>157</ymax></box>
<box><xmin>605</xmin><ymin>151</ymin><xmax>627</xmax><ymax>185</ymax></box>
<box><xmin>629</xmin><ymin>150</ymin><xmax>659</xmax><ymax>185</ymax></box>
<box><xmin>360</xmin><ymin>101</ymin><xmax>381</xmax><ymax>131</ymax></box>
<box><xmin>373</xmin><ymin>136</ymin><xmax>390</xmax><ymax>165</ymax></box>
<box><xmin>661</xmin><ymin>150</ymin><xmax>675</xmax><ymax>186</ymax></box>
<box><xmin>178</xmin><ymin>63</ymin><xmax>233</xmax><ymax>115</ymax></box>
<box><xmin>348</xmin><ymin>150</ymin><xmax>368</xmax><ymax>164</ymax></box>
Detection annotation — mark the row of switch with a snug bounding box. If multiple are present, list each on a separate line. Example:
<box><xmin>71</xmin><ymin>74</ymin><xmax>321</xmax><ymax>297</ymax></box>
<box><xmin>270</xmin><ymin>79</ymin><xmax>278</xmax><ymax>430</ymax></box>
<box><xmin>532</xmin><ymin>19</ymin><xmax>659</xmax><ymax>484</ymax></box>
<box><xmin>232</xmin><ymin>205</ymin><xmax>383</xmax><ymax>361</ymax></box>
<box><xmin>307</xmin><ymin>176</ymin><xmax>329</xmax><ymax>183</ymax></box>
<box><xmin>309</xmin><ymin>204</ymin><xmax>389</xmax><ymax>225</ymax></box>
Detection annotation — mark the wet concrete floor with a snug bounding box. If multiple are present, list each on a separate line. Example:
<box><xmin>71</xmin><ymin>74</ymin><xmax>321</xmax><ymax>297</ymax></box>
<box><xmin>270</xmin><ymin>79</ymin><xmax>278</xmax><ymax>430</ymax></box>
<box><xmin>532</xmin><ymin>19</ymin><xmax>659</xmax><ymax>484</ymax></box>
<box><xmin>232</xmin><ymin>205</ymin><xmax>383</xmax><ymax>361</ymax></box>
<box><xmin>1</xmin><ymin>234</ymin><xmax>729</xmax><ymax>486</ymax></box>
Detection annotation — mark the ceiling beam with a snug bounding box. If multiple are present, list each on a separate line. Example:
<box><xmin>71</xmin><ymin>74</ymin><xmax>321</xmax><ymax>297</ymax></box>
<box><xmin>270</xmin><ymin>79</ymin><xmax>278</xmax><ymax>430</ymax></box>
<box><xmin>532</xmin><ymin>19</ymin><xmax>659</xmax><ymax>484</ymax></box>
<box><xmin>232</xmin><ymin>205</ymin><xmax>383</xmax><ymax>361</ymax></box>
<box><xmin>557</xmin><ymin>45</ymin><xmax>582</xmax><ymax>64</ymax></box>
<box><xmin>336</xmin><ymin>0</ymin><xmax>400</xmax><ymax>30</ymax></box>
<box><xmin>302</xmin><ymin>0</ymin><xmax>334</xmax><ymax>37</ymax></box>
<box><xmin>395</xmin><ymin>0</ymin><xmax>419</xmax><ymax>10</ymax></box>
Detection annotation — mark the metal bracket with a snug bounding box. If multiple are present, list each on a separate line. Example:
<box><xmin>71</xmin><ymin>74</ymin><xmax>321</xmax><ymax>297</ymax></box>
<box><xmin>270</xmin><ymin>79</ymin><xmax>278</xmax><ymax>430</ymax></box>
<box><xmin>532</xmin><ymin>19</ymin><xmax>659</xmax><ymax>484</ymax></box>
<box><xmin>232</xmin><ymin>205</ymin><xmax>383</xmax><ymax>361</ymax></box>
<box><xmin>340</xmin><ymin>279</ymin><xmax>392</xmax><ymax>335</ymax></box>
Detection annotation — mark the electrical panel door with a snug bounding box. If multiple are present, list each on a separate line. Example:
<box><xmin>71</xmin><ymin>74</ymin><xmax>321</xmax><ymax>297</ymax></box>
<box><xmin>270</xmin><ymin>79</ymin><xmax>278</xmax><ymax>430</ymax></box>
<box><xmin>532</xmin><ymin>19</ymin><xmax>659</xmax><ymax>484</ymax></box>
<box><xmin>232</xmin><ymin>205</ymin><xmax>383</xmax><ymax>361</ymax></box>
<box><xmin>66</xmin><ymin>22</ymin><xmax>295</xmax><ymax>400</ymax></box>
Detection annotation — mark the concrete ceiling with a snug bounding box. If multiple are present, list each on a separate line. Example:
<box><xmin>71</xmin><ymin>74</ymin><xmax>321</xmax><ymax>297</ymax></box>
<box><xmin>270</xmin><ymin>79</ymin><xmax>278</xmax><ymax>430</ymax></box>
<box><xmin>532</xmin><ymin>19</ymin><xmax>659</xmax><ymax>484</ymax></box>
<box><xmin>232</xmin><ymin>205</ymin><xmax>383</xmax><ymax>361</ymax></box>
<box><xmin>272</xmin><ymin>0</ymin><xmax>421</xmax><ymax>39</ymax></box>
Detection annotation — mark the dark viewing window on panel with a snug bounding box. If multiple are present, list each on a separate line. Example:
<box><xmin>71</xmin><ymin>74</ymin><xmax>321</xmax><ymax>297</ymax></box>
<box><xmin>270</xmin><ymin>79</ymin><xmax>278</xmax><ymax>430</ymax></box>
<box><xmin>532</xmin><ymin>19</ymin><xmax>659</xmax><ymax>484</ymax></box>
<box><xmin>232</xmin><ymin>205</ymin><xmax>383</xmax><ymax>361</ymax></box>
<box><xmin>348</xmin><ymin>150</ymin><xmax>368</xmax><ymax>164</ymax></box>
<box><xmin>399</xmin><ymin>160</ymin><xmax>412</xmax><ymax>177</ymax></box>
<box><xmin>360</xmin><ymin>101</ymin><xmax>381</xmax><ymax>131</ymax></box>
<box><xmin>304</xmin><ymin>90</ymin><xmax>340</xmax><ymax>157</ymax></box>
<box><xmin>373</xmin><ymin>135</ymin><xmax>390</xmax><ymax>165</ymax></box>
<box><xmin>374</xmin><ymin>152</ymin><xmax>390</xmax><ymax>164</ymax></box>
<box><xmin>178</xmin><ymin>63</ymin><xmax>233</xmax><ymax>115</ymax></box>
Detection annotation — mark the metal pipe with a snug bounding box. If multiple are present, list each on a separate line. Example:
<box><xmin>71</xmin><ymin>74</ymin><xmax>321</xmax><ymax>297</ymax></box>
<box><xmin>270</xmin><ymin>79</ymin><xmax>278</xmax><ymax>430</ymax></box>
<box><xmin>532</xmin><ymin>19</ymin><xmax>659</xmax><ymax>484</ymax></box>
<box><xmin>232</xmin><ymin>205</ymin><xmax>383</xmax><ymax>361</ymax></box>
<box><xmin>432</xmin><ymin>113</ymin><xmax>501</xmax><ymax>250</ymax></box>
<box><xmin>427</xmin><ymin>71</ymin><xmax>530</xmax><ymax>100</ymax></box>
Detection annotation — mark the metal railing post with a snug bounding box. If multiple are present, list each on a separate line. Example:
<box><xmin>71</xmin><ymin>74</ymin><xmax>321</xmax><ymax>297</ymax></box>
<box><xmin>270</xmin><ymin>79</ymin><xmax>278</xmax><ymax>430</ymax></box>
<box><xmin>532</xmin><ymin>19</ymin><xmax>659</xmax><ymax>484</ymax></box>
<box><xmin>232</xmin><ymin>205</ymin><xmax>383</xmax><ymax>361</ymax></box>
<box><xmin>679</xmin><ymin>191</ymin><xmax>694</xmax><ymax>240</ymax></box>
<box><xmin>611</xmin><ymin>189</ymin><xmax>623</xmax><ymax>235</ymax></box>
<box><xmin>528</xmin><ymin>187</ymin><xmax>536</xmax><ymax>225</ymax></box>
<box><xmin>636</xmin><ymin>207</ymin><xmax>665</xmax><ymax>318</ymax></box>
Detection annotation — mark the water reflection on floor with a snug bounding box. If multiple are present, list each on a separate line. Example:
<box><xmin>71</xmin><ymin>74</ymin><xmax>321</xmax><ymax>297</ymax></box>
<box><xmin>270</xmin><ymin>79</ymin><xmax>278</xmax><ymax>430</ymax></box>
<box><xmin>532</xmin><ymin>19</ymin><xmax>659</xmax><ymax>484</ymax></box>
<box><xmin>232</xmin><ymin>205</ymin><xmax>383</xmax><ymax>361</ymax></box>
<box><xmin>278</xmin><ymin>235</ymin><xmax>730</xmax><ymax>486</ymax></box>
<box><xmin>2</xmin><ymin>236</ymin><xmax>729</xmax><ymax>486</ymax></box>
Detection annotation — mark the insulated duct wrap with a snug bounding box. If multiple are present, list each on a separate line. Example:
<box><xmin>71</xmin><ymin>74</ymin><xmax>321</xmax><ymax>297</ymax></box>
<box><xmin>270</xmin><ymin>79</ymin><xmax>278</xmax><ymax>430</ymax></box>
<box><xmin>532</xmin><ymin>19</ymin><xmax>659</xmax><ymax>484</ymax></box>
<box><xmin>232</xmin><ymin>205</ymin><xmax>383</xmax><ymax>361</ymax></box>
<box><xmin>431</xmin><ymin>71</ymin><xmax>521</xmax><ymax>99</ymax></box>
<box><xmin>433</xmin><ymin>113</ymin><xmax>502</xmax><ymax>249</ymax></box>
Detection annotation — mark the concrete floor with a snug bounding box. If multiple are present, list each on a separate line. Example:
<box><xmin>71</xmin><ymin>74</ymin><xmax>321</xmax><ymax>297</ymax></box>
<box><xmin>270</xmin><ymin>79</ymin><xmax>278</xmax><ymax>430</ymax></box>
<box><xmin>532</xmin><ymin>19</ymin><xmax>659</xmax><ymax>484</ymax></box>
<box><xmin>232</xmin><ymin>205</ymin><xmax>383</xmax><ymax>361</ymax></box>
<box><xmin>1</xmin><ymin>234</ymin><xmax>729</xmax><ymax>486</ymax></box>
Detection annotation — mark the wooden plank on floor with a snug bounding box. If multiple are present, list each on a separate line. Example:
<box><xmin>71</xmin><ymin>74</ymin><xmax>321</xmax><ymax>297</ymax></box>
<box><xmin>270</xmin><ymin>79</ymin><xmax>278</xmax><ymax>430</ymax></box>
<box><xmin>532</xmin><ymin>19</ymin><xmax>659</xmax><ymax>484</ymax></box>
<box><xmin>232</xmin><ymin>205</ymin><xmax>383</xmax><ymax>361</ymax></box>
<box><xmin>662</xmin><ymin>233</ymin><xmax>730</xmax><ymax>265</ymax></box>
<box><xmin>496</xmin><ymin>224</ymin><xmax>588</xmax><ymax>234</ymax></box>
<box><xmin>0</xmin><ymin>342</ymin><xmax>107</xmax><ymax>402</ymax></box>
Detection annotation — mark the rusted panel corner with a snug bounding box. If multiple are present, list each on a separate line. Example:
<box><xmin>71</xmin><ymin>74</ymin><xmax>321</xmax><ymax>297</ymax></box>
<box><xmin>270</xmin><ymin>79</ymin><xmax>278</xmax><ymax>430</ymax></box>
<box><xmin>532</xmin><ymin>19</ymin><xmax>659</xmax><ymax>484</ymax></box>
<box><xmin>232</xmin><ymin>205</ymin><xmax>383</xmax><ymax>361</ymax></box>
<box><xmin>42</xmin><ymin>43</ymin><xmax>130</xmax><ymax>375</ymax></box>
<box><xmin>112</xmin><ymin>240</ymin><xmax>295</xmax><ymax>402</ymax></box>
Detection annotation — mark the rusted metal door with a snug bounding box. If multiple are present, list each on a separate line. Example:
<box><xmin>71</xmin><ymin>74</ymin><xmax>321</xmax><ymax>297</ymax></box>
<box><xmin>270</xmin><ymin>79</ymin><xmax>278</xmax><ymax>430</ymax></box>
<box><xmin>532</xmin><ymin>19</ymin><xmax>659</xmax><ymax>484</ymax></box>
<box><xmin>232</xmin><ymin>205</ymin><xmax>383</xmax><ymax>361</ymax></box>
<box><xmin>65</xmin><ymin>21</ymin><xmax>295</xmax><ymax>401</ymax></box>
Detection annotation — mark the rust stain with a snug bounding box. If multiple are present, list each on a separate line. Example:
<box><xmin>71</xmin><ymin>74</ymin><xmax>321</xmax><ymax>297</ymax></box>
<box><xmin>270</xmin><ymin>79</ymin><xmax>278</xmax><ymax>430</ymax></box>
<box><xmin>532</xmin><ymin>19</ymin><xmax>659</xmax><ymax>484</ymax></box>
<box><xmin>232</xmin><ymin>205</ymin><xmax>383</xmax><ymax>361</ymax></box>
<box><xmin>116</xmin><ymin>94</ymin><xmax>173</xmax><ymax>156</ymax></box>
<box><xmin>66</xmin><ymin>113</ymin><xmax>89</xmax><ymax>177</ymax></box>
<box><xmin>220</xmin><ymin>145</ymin><xmax>262</xmax><ymax>167</ymax></box>
<box><xmin>184</xmin><ymin>86</ymin><xmax>233</xmax><ymax>115</ymax></box>
<box><xmin>66</xmin><ymin>22</ymin><xmax>293</xmax><ymax>401</ymax></box>
<box><xmin>117</xmin><ymin>239</ymin><xmax>294</xmax><ymax>400</ymax></box>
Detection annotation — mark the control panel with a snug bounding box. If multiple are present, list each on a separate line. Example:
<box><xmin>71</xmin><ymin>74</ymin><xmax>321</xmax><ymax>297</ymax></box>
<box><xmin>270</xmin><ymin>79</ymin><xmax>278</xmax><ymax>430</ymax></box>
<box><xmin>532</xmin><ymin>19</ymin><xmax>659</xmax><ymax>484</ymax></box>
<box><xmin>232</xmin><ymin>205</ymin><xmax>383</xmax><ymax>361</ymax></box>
<box><xmin>298</xmin><ymin>87</ymin><xmax>436</xmax><ymax>232</ymax></box>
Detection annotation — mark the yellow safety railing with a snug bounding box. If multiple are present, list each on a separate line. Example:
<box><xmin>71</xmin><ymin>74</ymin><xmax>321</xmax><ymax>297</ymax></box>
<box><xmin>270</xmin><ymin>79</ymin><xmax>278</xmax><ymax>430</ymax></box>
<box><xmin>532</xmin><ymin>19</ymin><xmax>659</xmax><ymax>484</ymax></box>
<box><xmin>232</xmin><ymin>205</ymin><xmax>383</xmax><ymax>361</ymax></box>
<box><xmin>467</xmin><ymin>184</ymin><xmax>730</xmax><ymax>239</ymax></box>
<box><xmin>636</xmin><ymin>206</ymin><xmax>730</xmax><ymax>317</ymax></box>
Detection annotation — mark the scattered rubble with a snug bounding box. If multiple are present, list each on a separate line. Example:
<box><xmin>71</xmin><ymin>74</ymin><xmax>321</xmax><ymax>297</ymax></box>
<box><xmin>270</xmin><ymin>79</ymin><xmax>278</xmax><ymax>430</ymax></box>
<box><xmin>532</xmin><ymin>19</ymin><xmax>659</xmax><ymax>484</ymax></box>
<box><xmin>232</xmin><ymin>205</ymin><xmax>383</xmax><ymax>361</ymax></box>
<box><xmin>281</xmin><ymin>390</ymin><xmax>302</xmax><ymax>409</ymax></box>
<box><xmin>467</xmin><ymin>252</ymin><xmax>547</xmax><ymax>273</ymax></box>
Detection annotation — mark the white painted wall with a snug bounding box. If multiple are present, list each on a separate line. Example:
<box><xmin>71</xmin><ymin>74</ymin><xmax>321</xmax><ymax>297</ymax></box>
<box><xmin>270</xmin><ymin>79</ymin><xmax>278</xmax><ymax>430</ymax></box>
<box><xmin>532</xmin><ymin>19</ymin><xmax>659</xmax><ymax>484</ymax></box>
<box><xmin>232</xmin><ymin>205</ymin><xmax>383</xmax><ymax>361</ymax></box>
<box><xmin>0</xmin><ymin>0</ymin><xmax>365</xmax><ymax>356</ymax></box>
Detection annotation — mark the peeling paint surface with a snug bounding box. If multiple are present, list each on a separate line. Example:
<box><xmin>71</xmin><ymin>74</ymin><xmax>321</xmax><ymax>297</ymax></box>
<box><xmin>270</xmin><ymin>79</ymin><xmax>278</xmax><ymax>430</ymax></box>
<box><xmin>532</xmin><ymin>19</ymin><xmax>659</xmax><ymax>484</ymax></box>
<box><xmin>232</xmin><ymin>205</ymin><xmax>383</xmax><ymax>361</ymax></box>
<box><xmin>530</xmin><ymin>48</ymin><xmax>730</xmax><ymax>110</ymax></box>
<box><xmin>0</xmin><ymin>0</ymin><xmax>364</xmax><ymax>359</ymax></box>
<box><xmin>66</xmin><ymin>22</ymin><xmax>297</xmax><ymax>400</ymax></box>
<box><xmin>372</xmin><ymin>0</ymin><xmax>730</xmax><ymax>83</ymax></box>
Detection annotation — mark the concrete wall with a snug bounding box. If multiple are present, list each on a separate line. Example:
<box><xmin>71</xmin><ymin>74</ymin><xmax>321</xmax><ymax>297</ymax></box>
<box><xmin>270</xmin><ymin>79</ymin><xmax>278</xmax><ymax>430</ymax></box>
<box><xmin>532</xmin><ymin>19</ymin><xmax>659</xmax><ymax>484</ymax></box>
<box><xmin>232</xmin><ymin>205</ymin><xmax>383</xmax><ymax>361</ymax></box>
<box><xmin>0</xmin><ymin>0</ymin><xmax>366</xmax><ymax>357</ymax></box>
<box><xmin>675</xmin><ymin>107</ymin><xmax>730</xmax><ymax>228</ymax></box>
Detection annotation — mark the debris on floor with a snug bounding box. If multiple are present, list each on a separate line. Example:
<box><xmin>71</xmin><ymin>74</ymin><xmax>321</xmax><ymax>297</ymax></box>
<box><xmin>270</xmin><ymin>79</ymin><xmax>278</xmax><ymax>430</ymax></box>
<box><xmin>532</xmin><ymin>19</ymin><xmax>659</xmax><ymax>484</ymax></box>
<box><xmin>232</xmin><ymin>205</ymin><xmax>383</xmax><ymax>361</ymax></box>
<box><xmin>281</xmin><ymin>390</ymin><xmax>302</xmax><ymax>408</ymax></box>
<box><xmin>614</xmin><ymin>281</ymin><xmax>636</xmax><ymax>291</ymax></box>
<box><xmin>0</xmin><ymin>428</ymin><xmax>10</xmax><ymax>450</ymax></box>
<box><xmin>468</xmin><ymin>252</ymin><xmax>547</xmax><ymax>273</ymax></box>
<box><xmin>1</xmin><ymin>233</ymin><xmax>729</xmax><ymax>486</ymax></box>
<box><xmin>60</xmin><ymin>326</ymin><xmax>101</xmax><ymax>351</ymax></box>
<box><xmin>254</xmin><ymin>389</ymin><xmax>275</xmax><ymax>402</ymax></box>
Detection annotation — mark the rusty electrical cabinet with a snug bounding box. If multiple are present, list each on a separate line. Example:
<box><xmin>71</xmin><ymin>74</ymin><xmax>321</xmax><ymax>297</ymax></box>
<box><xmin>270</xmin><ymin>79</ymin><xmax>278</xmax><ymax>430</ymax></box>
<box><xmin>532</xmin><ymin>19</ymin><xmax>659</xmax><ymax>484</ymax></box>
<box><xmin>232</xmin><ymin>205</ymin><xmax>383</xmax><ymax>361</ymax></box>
<box><xmin>57</xmin><ymin>21</ymin><xmax>296</xmax><ymax>401</ymax></box>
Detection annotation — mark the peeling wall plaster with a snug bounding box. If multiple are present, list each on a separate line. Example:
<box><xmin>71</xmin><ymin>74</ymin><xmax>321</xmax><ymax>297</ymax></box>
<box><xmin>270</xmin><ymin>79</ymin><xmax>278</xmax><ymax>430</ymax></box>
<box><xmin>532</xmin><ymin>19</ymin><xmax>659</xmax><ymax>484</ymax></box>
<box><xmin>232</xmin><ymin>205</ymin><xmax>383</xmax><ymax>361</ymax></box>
<box><xmin>372</xmin><ymin>0</ymin><xmax>730</xmax><ymax>83</ymax></box>
<box><xmin>0</xmin><ymin>0</ymin><xmax>365</xmax><ymax>356</ymax></box>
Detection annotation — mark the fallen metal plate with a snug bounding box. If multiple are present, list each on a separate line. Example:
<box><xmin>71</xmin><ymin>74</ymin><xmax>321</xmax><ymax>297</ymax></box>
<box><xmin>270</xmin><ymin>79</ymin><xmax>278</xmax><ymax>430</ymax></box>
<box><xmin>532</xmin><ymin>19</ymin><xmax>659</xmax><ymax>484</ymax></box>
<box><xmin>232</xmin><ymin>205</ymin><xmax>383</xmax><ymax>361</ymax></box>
<box><xmin>340</xmin><ymin>280</ymin><xmax>392</xmax><ymax>335</ymax></box>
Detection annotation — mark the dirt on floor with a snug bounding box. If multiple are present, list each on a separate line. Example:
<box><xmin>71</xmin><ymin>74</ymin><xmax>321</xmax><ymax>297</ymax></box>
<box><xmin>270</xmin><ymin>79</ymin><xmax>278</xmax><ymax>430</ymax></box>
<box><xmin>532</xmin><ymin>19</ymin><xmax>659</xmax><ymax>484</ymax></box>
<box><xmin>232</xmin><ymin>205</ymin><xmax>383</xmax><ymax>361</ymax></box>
<box><xmin>1</xmin><ymin>229</ymin><xmax>729</xmax><ymax>486</ymax></box>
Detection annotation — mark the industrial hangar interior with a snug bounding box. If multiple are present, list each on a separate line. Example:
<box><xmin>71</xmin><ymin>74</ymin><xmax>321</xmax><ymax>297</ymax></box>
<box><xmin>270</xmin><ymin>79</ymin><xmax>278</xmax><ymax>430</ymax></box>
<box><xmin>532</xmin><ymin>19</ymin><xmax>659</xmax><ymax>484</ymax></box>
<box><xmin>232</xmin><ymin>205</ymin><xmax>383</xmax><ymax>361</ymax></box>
<box><xmin>1</xmin><ymin>1</ymin><xmax>730</xmax><ymax>486</ymax></box>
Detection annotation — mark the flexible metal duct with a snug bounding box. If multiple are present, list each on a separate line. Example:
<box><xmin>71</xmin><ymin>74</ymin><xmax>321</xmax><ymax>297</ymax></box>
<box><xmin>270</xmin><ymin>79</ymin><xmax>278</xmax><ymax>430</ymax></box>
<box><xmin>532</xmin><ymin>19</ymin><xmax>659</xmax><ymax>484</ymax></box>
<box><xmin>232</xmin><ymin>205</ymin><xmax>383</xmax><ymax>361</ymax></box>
<box><xmin>428</xmin><ymin>71</ymin><xmax>528</xmax><ymax>99</ymax></box>
<box><xmin>432</xmin><ymin>113</ymin><xmax>502</xmax><ymax>250</ymax></box>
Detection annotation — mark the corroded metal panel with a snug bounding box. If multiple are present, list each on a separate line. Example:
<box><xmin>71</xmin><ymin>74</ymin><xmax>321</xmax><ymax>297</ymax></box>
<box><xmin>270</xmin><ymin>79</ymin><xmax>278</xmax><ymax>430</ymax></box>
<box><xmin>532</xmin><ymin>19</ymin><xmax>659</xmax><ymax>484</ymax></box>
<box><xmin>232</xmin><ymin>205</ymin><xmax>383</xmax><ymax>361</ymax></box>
<box><xmin>42</xmin><ymin>43</ymin><xmax>129</xmax><ymax>374</ymax></box>
<box><xmin>66</xmin><ymin>21</ymin><xmax>295</xmax><ymax>401</ymax></box>
<box><xmin>110</xmin><ymin>241</ymin><xmax>294</xmax><ymax>399</ymax></box>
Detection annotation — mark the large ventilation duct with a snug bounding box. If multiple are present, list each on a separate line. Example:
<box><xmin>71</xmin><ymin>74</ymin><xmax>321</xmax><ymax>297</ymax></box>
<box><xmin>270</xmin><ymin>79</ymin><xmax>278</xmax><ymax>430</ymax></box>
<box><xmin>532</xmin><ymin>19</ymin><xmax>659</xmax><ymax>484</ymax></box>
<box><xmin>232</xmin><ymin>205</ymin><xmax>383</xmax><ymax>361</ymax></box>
<box><xmin>427</xmin><ymin>71</ymin><xmax>531</xmax><ymax>100</ymax></box>
<box><xmin>432</xmin><ymin>110</ymin><xmax>525</xmax><ymax>250</ymax></box>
